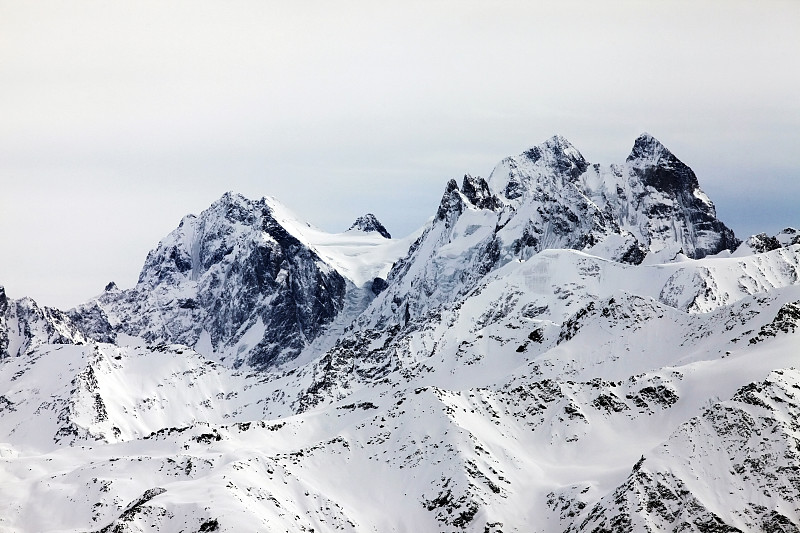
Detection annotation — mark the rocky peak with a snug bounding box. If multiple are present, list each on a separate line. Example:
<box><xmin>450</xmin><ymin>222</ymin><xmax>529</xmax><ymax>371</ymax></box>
<box><xmin>138</xmin><ymin>193</ymin><xmax>268</xmax><ymax>286</ymax></box>
<box><xmin>436</xmin><ymin>179</ymin><xmax>464</xmax><ymax>222</ymax></box>
<box><xmin>0</xmin><ymin>293</ymin><xmax>94</xmax><ymax>358</ymax></box>
<box><xmin>777</xmin><ymin>227</ymin><xmax>800</xmax><ymax>247</ymax></box>
<box><xmin>98</xmin><ymin>192</ymin><xmax>349</xmax><ymax>369</ymax></box>
<box><xmin>489</xmin><ymin>135</ymin><xmax>589</xmax><ymax>203</ymax></box>
<box><xmin>625</xmin><ymin>133</ymin><xmax>700</xmax><ymax>196</ymax></box>
<box><xmin>460</xmin><ymin>174</ymin><xmax>501</xmax><ymax>211</ymax></box>
<box><xmin>348</xmin><ymin>214</ymin><xmax>391</xmax><ymax>239</ymax></box>
<box><xmin>485</xmin><ymin>133</ymin><xmax>741</xmax><ymax>260</ymax></box>
<box><xmin>619</xmin><ymin>134</ymin><xmax>739</xmax><ymax>257</ymax></box>
<box><xmin>626</xmin><ymin>132</ymin><xmax>671</xmax><ymax>164</ymax></box>
<box><xmin>745</xmin><ymin>233</ymin><xmax>782</xmax><ymax>254</ymax></box>
<box><xmin>210</xmin><ymin>191</ymin><xmax>258</xmax><ymax>226</ymax></box>
<box><xmin>523</xmin><ymin>135</ymin><xmax>589</xmax><ymax>181</ymax></box>
<box><xmin>740</xmin><ymin>227</ymin><xmax>800</xmax><ymax>254</ymax></box>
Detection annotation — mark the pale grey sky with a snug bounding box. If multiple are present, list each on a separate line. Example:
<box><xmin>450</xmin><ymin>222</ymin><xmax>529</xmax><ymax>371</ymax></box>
<box><xmin>1</xmin><ymin>1</ymin><xmax>799</xmax><ymax>309</ymax></box>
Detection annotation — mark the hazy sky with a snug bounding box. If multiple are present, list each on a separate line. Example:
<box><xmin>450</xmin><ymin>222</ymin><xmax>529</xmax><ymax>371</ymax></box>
<box><xmin>2</xmin><ymin>1</ymin><xmax>799</xmax><ymax>309</ymax></box>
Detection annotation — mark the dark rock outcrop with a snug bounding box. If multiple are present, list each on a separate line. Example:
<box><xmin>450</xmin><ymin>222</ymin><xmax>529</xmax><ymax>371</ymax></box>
<box><xmin>460</xmin><ymin>174</ymin><xmax>501</xmax><ymax>211</ymax></box>
<box><xmin>348</xmin><ymin>213</ymin><xmax>391</xmax><ymax>238</ymax></box>
<box><xmin>0</xmin><ymin>290</ymin><xmax>91</xmax><ymax>358</ymax></box>
<box><xmin>741</xmin><ymin>227</ymin><xmax>800</xmax><ymax>254</ymax></box>
<box><xmin>625</xmin><ymin>133</ymin><xmax>740</xmax><ymax>258</ymax></box>
<box><xmin>93</xmin><ymin>193</ymin><xmax>348</xmax><ymax>369</ymax></box>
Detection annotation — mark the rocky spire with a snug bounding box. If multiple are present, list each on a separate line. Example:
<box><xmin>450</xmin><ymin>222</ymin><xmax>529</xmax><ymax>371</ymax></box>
<box><xmin>626</xmin><ymin>132</ymin><xmax>672</xmax><ymax>164</ymax></box>
<box><xmin>624</xmin><ymin>133</ymin><xmax>740</xmax><ymax>257</ymax></box>
<box><xmin>348</xmin><ymin>214</ymin><xmax>391</xmax><ymax>239</ymax></box>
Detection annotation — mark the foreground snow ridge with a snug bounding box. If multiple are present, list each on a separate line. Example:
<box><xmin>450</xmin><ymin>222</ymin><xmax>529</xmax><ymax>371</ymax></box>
<box><xmin>1</xmin><ymin>134</ymin><xmax>799</xmax><ymax>532</ymax></box>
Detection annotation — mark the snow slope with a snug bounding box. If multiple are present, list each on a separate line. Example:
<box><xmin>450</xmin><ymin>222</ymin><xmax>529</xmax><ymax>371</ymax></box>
<box><xmin>0</xmin><ymin>134</ymin><xmax>798</xmax><ymax>532</ymax></box>
<box><xmin>79</xmin><ymin>194</ymin><xmax>415</xmax><ymax>369</ymax></box>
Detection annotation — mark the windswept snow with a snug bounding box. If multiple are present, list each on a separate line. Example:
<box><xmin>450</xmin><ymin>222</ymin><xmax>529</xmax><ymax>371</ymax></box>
<box><xmin>262</xmin><ymin>196</ymin><xmax>418</xmax><ymax>287</ymax></box>
<box><xmin>0</xmin><ymin>135</ymin><xmax>798</xmax><ymax>532</ymax></box>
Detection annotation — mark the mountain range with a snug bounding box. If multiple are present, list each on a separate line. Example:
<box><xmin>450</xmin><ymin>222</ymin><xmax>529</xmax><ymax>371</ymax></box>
<box><xmin>1</xmin><ymin>134</ymin><xmax>798</xmax><ymax>532</ymax></box>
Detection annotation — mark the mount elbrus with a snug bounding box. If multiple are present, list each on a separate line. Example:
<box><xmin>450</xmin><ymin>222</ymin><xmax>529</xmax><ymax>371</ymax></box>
<box><xmin>1</xmin><ymin>134</ymin><xmax>799</xmax><ymax>533</ymax></box>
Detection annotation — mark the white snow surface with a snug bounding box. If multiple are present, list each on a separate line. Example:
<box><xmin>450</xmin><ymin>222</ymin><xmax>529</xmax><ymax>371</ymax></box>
<box><xmin>262</xmin><ymin>196</ymin><xmax>420</xmax><ymax>287</ymax></box>
<box><xmin>1</xmin><ymin>135</ymin><xmax>798</xmax><ymax>532</ymax></box>
<box><xmin>2</xmin><ymin>243</ymin><xmax>799</xmax><ymax>532</ymax></box>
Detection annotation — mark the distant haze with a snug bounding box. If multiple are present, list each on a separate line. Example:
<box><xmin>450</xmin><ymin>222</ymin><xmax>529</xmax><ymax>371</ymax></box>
<box><xmin>2</xmin><ymin>1</ymin><xmax>799</xmax><ymax>309</ymax></box>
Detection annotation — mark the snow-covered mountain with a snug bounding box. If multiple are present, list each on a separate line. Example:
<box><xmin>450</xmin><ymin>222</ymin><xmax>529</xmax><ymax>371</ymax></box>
<box><xmin>72</xmin><ymin>194</ymin><xmax>413</xmax><ymax>369</ymax></box>
<box><xmin>348</xmin><ymin>213</ymin><xmax>392</xmax><ymax>239</ymax></box>
<box><xmin>0</xmin><ymin>285</ymin><xmax>103</xmax><ymax>359</ymax></box>
<box><xmin>1</xmin><ymin>134</ymin><xmax>798</xmax><ymax>532</ymax></box>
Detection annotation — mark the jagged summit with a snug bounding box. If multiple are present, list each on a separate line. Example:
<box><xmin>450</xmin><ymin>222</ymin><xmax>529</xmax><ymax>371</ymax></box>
<box><xmin>625</xmin><ymin>132</ymin><xmax>702</xmax><ymax>196</ymax></box>
<box><xmin>100</xmin><ymin>192</ymin><xmax>350</xmax><ymax>368</ymax></box>
<box><xmin>489</xmin><ymin>138</ymin><xmax>578</xmax><ymax>205</ymax></box>
<box><xmin>485</xmin><ymin>133</ymin><xmax>740</xmax><ymax>260</ymax></box>
<box><xmin>523</xmin><ymin>134</ymin><xmax>586</xmax><ymax>166</ymax></box>
<box><xmin>532</xmin><ymin>135</ymin><xmax>588</xmax><ymax>176</ymax></box>
<box><xmin>348</xmin><ymin>213</ymin><xmax>391</xmax><ymax>238</ymax></box>
<box><xmin>626</xmin><ymin>132</ymin><xmax>672</xmax><ymax>163</ymax></box>
<box><xmin>618</xmin><ymin>134</ymin><xmax>740</xmax><ymax>257</ymax></box>
<box><xmin>1</xmin><ymin>136</ymin><xmax>799</xmax><ymax>532</ymax></box>
<box><xmin>735</xmin><ymin>227</ymin><xmax>800</xmax><ymax>255</ymax></box>
<box><xmin>79</xmin><ymin>191</ymin><xmax>410</xmax><ymax>369</ymax></box>
<box><xmin>11</xmin><ymin>136</ymin><xmax>741</xmax><ymax>368</ymax></box>
<box><xmin>461</xmin><ymin>174</ymin><xmax>501</xmax><ymax>211</ymax></box>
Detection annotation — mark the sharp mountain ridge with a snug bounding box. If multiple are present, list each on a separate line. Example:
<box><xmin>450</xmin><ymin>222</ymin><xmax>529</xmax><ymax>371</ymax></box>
<box><xmin>0</xmin><ymin>134</ymin><xmax>798</xmax><ymax>533</ymax></box>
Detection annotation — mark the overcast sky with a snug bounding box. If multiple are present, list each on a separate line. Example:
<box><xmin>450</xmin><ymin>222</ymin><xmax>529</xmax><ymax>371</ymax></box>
<box><xmin>1</xmin><ymin>1</ymin><xmax>799</xmax><ymax>309</ymax></box>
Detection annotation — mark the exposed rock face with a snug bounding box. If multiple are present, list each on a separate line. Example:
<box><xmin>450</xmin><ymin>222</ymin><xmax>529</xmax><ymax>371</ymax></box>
<box><xmin>348</xmin><ymin>213</ymin><xmax>391</xmax><ymax>238</ymax></box>
<box><xmin>740</xmin><ymin>227</ymin><xmax>800</xmax><ymax>254</ymax></box>
<box><xmin>5</xmin><ymin>135</ymin><xmax>742</xmax><ymax>372</ymax></box>
<box><xmin>622</xmin><ymin>133</ymin><xmax>740</xmax><ymax>258</ymax></box>
<box><xmin>2</xmin><ymin>135</ymin><xmax>800</xmax><ymax>533</ymax></box>
<box><xmin>490</xmin><ymin>132</ymin><xmax>740</xmax><ymax>261</ymax></box>
<box><xmin>460</xmin><ymin>174</ymin><xmax>501</xmax><ymax>211</ymax></box>
<box><xmin>67</xmin><ymin>302</ymin><xmax>116</xmax><ymax>344</ymax></box>
<box><xmin>0</xmin><ymin>287</ymin><xmax>8</xmax><ymax>357</ymax></box>
<box><xmin>0</xmin><ymin>286</ymin><xmax>92</xmax><ymax>358</ymax></box>
<box><xmin>90</xmin><ymin>193</ymin><xmax>348</xmax><ymax>368</ymax></box>
<box><xmin>746</xmin><ymin>233</ymin><xmax>783</xmax><ymax>254</ymax></box>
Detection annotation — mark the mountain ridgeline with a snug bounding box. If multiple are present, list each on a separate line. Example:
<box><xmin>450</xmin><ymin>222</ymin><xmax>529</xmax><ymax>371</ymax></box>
<box><xmin>1</xmin><ymin>134</ymin><xmax>799</xmax><ymax>533</ymax></box>
<box><xmin>96</xmin><ymin>194</ymin><xmax>349</xmax><ymax>368</ymax></box>
<box><xmin>35</xmin><ymin>134</ymin><xmax>741</xmax><ymax>367</ymax></box>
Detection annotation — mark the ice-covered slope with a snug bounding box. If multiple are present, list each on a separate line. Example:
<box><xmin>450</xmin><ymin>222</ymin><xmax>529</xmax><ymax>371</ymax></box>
<box><xmin>261</xmin><ymin>198</ymin><xmax>414</xmax><ymax>288</ymax></box>
<box><xmin>0</xmin><ymin>134</ymin><xmax>797</xmax><ymax>532</ymax></box>
<box><xmin>350</xmin><ymin>134</ymin><xmax>740</xmax><ymax>334</ymax></box>
<box><xmin>1</xmin><ymin>282</ymin><xmax>798</xmax><ymax>532</ymax></box>
<box><xmin>488</xmin><ymin>133</ymin><xmax>739</xmax><ymax>263</ymax></box>
<box><xmin>81</xmin><ymin>193</ymin><xmax>414</xmax><ymax>369</ymax></box>
<box><xmin>0</xmin><ymin>285</ymin><xmax>104</xmax><ymax>359</ymax></box>
<box><xmin>294</xmin><ymin>244</ymin><xmax>800</xmax><ymax>411</ymax></box>
<box><xmin>565</xmin><ymin>366</ymin><xmax>800</xmax><ymax>532</ymax></box>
